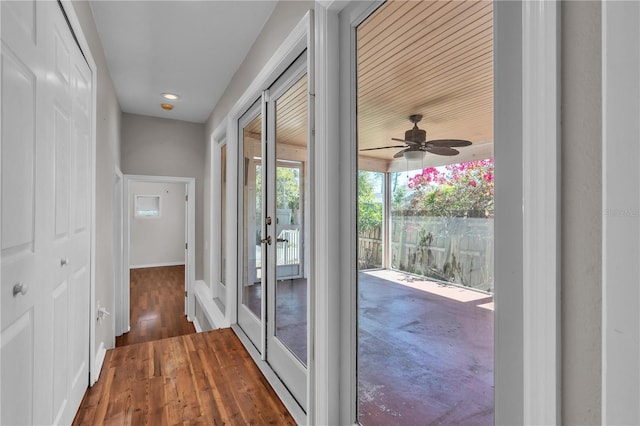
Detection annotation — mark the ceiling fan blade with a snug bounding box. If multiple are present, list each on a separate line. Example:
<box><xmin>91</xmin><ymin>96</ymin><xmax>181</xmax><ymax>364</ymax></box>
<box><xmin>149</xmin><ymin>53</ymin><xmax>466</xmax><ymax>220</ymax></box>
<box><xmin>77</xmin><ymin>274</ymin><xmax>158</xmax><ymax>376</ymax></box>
<box><xmin>426</xmin><ymin>146</ymin><xmax>460</xmax><ymax>156</ymax></box>
<box><xmin>360</xmin><ymin>145</ymin><xmax>407</xmax><ymax>152</ymax></box>
<box><xmin>393</xmin><ymin>148</ymin><xmax>409</xmax><ymax>158</ymax></box>
<box><xmin>391</xmin><ymin>137</ymin><xmax>420</xmax><ymax>145</ymax></box>
<box><xmin>428</xmin><ymin>139</ymin><xmax>472</xmax><ymax>148</ymax></box>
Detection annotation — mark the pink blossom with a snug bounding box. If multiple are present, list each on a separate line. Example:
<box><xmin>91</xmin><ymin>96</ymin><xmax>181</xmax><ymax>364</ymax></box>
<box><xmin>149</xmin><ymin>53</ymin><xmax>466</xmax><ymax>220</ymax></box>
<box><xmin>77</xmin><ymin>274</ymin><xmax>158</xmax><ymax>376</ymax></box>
<box><xmin>468</xmin><ymin>180</ymin><xmax>477</xmax><ymax>187</ymax></box>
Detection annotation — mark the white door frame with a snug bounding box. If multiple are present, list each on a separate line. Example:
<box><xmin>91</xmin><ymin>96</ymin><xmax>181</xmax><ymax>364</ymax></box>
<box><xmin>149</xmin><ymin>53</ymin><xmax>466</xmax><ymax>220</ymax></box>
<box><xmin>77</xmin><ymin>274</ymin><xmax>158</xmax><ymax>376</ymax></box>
<box><xmin>313</xmin><ymin>0</ymin><xmax>561</xmax><ymax>424</ymax></box>
<box><xmin>121</xmin><ymin>175</ymin><xmax>196</xmax><ymax>331</ymax></box>
<box><xmin>219</xmin><ymin>11</ymin><xmax>313</xmax><ymax>425</ymax></box>
<box><xmin>602</xmin><ymin>2</ymin><xmax>640</xmax><ymax>424</ymax></box>
<box><xmin>113</xmin><ymin>168</ymin><xmax>125</xmax><ymax>335</ymax></box>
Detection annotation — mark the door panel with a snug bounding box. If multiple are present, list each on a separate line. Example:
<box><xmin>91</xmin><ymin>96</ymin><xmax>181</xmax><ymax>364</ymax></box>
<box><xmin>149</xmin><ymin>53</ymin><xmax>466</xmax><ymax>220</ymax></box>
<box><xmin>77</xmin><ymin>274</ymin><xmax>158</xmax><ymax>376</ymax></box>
<box><xmin>237</xmin><ymin>101</ymin><xmax>264</xmax><ymax>350</ymax></box>
<box><xmin>236</xmin><ymin>51</ymin><xmax>311</xmax><ymax>413</ymax></box>
<box><xmin>266</xmin><ymin>67</ymin><xmax>308</xmax><ymax>409</ymax></box>
<box><xmin>1</xmin><ymin>2</ymin><xmax>92</xmax><ymax>424</ymax></box>
<box><xmin>0</xmin><ymin>310</ymin><xmax>34</xmax><ymax>425</ymax></box>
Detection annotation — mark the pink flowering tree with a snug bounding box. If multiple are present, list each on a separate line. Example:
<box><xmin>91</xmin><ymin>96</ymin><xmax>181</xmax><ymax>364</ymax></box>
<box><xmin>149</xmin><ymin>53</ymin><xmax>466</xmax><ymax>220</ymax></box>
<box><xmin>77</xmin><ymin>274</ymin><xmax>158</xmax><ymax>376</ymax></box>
<box><xmin>405</xmin><ymin>159</ymin><xmax>494</xmax><ymax>217</ymax></box>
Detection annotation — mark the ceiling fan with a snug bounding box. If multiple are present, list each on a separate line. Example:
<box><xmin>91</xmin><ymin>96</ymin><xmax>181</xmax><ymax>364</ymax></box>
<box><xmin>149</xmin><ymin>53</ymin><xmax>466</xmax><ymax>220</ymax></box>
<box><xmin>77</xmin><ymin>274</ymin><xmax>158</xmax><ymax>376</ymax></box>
<box><xmin>360</xmin><ymin>114</ymin><xmax>472</xmax><ymax>159</ymax></box>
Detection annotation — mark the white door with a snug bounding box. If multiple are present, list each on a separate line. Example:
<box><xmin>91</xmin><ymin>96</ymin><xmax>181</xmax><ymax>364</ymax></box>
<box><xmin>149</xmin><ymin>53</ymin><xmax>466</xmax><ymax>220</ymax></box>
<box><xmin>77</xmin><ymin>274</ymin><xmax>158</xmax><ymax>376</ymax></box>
<box><xmin>1</xmin><ymin>2</ymin><xmax>92</xmax><ymax>424</ymax></box>
<box><xmin>237</xmin><ymin>52</ymin><xmax>311</xmax><ymax>411</ymax></box>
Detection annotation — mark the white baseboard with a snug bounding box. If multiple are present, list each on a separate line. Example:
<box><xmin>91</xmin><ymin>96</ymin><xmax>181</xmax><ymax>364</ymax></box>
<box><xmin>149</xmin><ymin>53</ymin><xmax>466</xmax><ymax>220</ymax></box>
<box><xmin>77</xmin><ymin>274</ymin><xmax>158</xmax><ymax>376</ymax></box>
<box><xmin>92</xmin><ymin>342</ymin><xmax>107</xmax><ymax>386</ymax></box>
<box><xmin>193</xmin><ymin>317</ymin><xmax>203</xmax><ymax>333</ymax></box>
<box><xmin>193</xmin><ymin>280</ymin><xmax>227</xmax><ymax>329</ymax></box>
<box><xmin>130</xmin><ymin>261</ymin><xmax>185</xmax><ymax>269</ymax></box>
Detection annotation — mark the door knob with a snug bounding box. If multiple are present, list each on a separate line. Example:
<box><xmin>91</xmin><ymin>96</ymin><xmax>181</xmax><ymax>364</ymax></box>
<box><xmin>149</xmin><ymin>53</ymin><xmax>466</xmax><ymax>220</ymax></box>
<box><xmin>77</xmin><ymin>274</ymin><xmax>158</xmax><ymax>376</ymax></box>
<box><xmin>61</xmin><ymin>258</ymin><xmax>69</xmax><ymax>267</ymax></box>
<box><xmin>13</xmin><ymin>282</ymin><xmax>28</xmax><ymax>297</ymax></box>
<box><xmin>261</xmin><ymin>236</ymin><xmax>272</xmax><ymax>245</ymax></box>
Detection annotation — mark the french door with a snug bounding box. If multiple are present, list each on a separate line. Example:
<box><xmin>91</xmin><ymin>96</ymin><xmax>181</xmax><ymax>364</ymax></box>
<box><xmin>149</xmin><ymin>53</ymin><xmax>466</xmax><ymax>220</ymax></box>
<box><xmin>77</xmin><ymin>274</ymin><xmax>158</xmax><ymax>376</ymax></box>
<box><xmin>237</xmin><ymin>53</ymin><xmax>310</xmax><ymax>410</ymax></box>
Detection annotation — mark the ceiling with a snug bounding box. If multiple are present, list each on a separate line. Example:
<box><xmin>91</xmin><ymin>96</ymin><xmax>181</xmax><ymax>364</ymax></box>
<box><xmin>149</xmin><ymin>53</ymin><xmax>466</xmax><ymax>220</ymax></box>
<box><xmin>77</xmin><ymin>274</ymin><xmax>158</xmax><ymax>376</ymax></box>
<box><xmin>89</xmin><ymin>0</ymin><xmax>493</xmax><ymax>165</ymax></box>
<box><xmin>357</xmin><ymin>0</ymin><xmax>493</xmax><ymax>166</ymax></box>
<box><xmin>89</xmin><ymin>1</ymin><xmax>277</xmax><ymax>123</ymax></box>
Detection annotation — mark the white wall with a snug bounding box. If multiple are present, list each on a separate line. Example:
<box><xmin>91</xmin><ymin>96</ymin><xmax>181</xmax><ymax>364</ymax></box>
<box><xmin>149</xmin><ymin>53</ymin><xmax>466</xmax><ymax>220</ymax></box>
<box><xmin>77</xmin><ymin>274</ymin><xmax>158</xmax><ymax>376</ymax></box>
<box><xmin>121</xmin><ymin>113</ymin><xmax>205</xmax><ymax>279</ymax></box>
<box><xmin>130</xmin><ymin>182</ymin><xmax>185</xmax><ymax>268</ymax></box>
<box><xmin>72</xmin><ymin>0</ymin><xmax>122</xmax><ymax>357</ymax></box>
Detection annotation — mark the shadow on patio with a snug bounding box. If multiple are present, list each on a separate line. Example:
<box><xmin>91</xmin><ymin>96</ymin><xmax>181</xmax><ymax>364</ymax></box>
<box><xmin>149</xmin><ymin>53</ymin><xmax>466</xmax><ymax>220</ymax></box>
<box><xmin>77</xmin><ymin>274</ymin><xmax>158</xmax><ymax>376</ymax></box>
<box><xmin>358</xmin><ymin>270</ymin><xmax>493</xmax><ymax>426</ymax></box>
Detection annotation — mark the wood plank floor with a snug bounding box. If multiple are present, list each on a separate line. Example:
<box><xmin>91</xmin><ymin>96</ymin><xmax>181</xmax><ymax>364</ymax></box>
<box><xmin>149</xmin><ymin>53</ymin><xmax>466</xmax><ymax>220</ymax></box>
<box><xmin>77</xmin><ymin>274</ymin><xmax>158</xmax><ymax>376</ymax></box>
<box><xmin>73</xmin><ymin>328</ymin><xmax>295</xmax><ymax>425</ymax></box>
<box><xmin>117</xmin><ymin>266</ymin><xmax>195</xmax><ymax>347</ymax></box>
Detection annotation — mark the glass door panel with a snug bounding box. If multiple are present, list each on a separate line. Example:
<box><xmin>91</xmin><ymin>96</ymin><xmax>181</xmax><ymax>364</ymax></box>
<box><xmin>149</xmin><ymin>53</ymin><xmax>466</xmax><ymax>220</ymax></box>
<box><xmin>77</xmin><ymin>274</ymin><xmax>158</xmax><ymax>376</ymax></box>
<box><xmin>265</xmin><ymin>60</ymin><xmax>308</xmax><ymax>410</ymax></box>
<box><xmin>237</xmin><ymin>101</ymin><xmax>264</xmax><ymax>350</ymax></box>
<box><xmin>236</xmin><ymin>54</ymin><xmax>309</xmax><ymax>411</ymax></box>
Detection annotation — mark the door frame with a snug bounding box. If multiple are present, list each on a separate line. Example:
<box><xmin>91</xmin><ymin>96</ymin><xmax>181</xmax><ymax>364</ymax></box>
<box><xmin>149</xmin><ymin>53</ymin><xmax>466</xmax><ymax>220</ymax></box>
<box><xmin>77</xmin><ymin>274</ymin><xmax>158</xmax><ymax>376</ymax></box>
<box><xmin>120</xmin><ymin>175</ymin><xmax>196</xmax><ymax>331</ymax></box>
<box><xmin>113</xmin><ymin>168</ymin><xmax>125</xmax><ymax>335</ymax></box>
<box><xmin>221</xmin><ymin>10</ymin><xmax>313</xmax><ymax>425</ymax></box>
<box><xmin>313</xmin><ymin>0</ymin><xmax>561</xmax><ymax>424</ymax></box>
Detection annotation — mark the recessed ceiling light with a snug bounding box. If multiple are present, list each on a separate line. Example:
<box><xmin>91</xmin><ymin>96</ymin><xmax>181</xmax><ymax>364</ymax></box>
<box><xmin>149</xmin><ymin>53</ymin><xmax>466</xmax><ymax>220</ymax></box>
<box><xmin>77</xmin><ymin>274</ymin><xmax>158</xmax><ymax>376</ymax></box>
<box><xmin>162</xmin><ymin>93</ymin><xmax>179</xmax><ymax>100</ymax></box>
<box><xmin>161</xmin><ymin>103</ymin><xmax>174</xmax><ymax>110</ymax></box>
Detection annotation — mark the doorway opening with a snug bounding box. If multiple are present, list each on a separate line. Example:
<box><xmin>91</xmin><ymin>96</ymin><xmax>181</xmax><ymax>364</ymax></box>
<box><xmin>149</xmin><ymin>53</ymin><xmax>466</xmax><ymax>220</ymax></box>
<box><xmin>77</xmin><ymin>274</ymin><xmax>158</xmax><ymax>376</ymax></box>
<box><xmin>355</xmin><ymin>1</ymin><xmax>494</xmax><ymax>424</ymax></box>
<box><xmin>118</xmin><ymin>175</ymin><xmax>196</xmax><ymax>346</ymax></box>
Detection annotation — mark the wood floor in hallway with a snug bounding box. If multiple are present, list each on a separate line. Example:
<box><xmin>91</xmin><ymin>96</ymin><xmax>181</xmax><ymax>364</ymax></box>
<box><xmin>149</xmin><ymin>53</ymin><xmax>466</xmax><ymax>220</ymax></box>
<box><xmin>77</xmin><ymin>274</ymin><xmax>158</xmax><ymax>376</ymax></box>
<box><xmin>73</xmin><ymin>328</ymin><xmax>295</xmax><ymax>425</ymax></box>
<box><xmin>117</xmin><ymin>265</ymin><xmax>195</xmax><ymax>347</ymax></box>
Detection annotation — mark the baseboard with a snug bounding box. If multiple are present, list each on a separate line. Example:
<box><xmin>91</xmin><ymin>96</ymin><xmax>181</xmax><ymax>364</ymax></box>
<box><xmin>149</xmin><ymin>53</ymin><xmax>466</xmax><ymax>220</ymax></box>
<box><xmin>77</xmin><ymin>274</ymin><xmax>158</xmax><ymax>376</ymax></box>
<box><xmin>93</xmin><ymin>342</ymin><xmax>107</xmax><ymax>386</ymax></box>
<box><xmin>130</xmin><ymin>261</ymin><xmax>186</xmax><ymax>269</ymax></box>
<box><xmin>193</xmin><ymin>281</ymin><xmax>227</xmax><ymax>329</ymax></box>
<box><xmin>193</xmin><ymin>317</ymin><xmax>203</xmax><ymax>333</ymax></box>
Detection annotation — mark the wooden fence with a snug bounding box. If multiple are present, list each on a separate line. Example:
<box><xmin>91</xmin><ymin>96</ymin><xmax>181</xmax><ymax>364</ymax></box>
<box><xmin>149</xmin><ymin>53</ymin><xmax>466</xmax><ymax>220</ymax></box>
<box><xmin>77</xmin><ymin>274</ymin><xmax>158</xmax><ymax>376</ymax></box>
<box><xmin>357</xmin><ymin>215</ymin><xmax>494</xmax><ymax>292</ymax></box>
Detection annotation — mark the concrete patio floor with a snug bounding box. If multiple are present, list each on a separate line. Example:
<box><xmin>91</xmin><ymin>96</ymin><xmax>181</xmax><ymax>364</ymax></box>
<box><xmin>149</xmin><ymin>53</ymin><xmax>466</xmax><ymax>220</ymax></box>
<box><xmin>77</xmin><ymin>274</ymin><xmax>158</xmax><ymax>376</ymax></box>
<box><xmin>358</xmin><ymin>270</ymin><xmax>494</xmax><ymax>425</ymax></box>
<box><xmin>245</xmin><ymin>270</ymin><xmax>494</xmax><ymax>425</ymax></box>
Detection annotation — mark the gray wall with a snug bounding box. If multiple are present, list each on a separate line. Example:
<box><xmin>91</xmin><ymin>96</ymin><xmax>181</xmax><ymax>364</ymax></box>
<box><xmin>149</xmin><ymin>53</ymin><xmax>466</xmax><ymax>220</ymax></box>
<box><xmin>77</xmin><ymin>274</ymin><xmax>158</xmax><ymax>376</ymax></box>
<box><xmin>203</xmin><ymin>0</ymin><xmax>313</xmax><ymax>288</ymax></box>
<box><xmin>130</xmin><ymin>182</ymin><xmax>185</xmax><ymax>267</ymax></box>
<box><xmin>72</xmin><ymin>0</ymin><xmax>122</xmax><ymax>355</ymax></box>
<box><xmin>121</xmin><ymin>113</ymin><xmax>205</xmax><ymax>279</ymax></box>
<box><xmin>562</xmin><ymin>2</ymin><xmax>602</xmax><ymax>424</ymax></box>
<box><xmin>205</xmin><ymin>0</ymin><xmax>313</xmax><ymax>135</ymax></box>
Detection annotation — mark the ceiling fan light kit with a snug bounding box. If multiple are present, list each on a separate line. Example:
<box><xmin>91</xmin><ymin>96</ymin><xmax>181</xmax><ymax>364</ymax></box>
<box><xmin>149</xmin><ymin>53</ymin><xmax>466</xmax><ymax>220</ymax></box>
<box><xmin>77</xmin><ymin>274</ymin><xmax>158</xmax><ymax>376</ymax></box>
<box><xmin>360</xmin><ymin>114</ymin><xmax>472</xmax><ymax>159</ymax></box>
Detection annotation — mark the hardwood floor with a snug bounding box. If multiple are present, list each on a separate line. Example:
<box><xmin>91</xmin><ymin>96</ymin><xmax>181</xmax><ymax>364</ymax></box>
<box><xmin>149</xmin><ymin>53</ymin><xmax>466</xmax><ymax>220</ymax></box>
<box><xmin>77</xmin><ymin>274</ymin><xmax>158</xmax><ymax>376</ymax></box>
<box><xmin>117</xmin><ymin>265</ymin><xmax>195</xmax><ymax>347</ymax></box>
<box><xmin>73</xmin><ymin>328</ymin><xmax>295</xmax><ymax>425</ymax></box>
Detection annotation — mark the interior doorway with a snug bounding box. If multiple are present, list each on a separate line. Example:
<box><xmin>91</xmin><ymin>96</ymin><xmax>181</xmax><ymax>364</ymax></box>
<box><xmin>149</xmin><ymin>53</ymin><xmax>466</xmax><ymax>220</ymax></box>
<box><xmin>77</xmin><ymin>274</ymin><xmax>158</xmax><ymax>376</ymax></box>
<box><xmin>118</xmin><ymin>175</ymin><xmax>196</xmax><ymax>345</ymax></box>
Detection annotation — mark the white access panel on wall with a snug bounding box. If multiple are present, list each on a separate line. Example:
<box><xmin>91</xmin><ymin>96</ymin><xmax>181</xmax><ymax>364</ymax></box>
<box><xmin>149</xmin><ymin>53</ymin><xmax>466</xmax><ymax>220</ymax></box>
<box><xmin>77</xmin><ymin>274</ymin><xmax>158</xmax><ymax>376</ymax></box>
<box><xmin>1</xmin><ymin>1</ymin><xmax>93</xmax><ymax>424</ymax></box>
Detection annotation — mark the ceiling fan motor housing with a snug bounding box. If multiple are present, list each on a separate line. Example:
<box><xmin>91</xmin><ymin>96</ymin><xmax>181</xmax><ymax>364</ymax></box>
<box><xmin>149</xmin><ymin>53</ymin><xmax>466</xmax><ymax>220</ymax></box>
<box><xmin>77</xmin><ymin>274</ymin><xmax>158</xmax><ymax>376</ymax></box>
<box><xmin>405</xmin><ymin>127</ymin><xmax>426</xmax><ymax>143</ymax></box>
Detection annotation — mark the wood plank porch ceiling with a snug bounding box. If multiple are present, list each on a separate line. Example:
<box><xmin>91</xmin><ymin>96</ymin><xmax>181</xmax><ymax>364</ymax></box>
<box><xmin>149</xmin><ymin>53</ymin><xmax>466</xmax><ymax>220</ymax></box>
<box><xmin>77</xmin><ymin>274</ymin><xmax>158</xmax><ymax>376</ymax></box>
<box><xmin>357</xmin><ymin>0</ymin><xmax>494</xmax><ymax>161</ymax></box>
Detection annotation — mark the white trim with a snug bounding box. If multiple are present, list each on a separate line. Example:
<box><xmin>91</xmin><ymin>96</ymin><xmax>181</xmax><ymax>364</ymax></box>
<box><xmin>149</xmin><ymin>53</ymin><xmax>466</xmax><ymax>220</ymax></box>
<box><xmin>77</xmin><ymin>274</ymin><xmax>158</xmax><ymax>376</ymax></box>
<box><xmin>93</xmin><ymin>341</ymin><xmax>107</xmax><ymax>381</ymax></box>
<box><xmin>113</xmin><ymin>167</ymin><xmax>125</xmax><ymax>336</ymax></box>
<box><xmin>57</xmin><ymin>0</ymin><xmax>100</xmax><ymax>386</ymax></box>
<box><xmin>313</xmin><ymin>3</ymin><xmax>343</xmax><ymax>423</ymax></box>
<box><xmin>129</xmin><ymin>261</ymin><xmax>186</xmax><ymax>269</ymax></box>
<box><xmin>193</xmin><ymin>279</ymin><xmax>225</xmax><ymax>330</ymax></box>
<box><xmin>209</xmin><ymin>121</ymin><xmax>229</xmax><ymax>327</ymax></box>
<box><xmin>123</xmin><ymin>175</ymin><xmax>196</xmax><ymax>330</ymax></box>
<box><xmin>602</xmin><ymin>2</ymin><xmax>640</xmax><ymax>424</ymax></box>
<box><xmin>522</xmin><ymin>1</ymin><xmax>561</xmax><ymax>424</ymax></box>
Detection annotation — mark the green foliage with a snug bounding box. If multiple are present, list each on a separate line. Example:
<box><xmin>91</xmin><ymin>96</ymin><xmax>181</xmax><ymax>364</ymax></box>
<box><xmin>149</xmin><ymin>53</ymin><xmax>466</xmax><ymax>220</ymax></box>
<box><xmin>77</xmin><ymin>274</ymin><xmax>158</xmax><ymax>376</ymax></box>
<box><xmin>276</xmin><ymin>167</ymin><xmax>300</xmax><ymax>212</ymax></box>
<box><xmin>358</xmin><ymin>171</ymin><xmax>383</xmax><ymax>233</ymax></box>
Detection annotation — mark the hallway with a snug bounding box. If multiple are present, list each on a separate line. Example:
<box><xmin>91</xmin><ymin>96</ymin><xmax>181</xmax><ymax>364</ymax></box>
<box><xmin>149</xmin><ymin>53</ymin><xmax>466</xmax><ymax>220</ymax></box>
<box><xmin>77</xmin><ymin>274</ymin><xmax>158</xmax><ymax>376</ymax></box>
<box><xmin>73</xmin><ymin>329</ymin><xmax>295</xmax><ymax>425</ymax></box>
<box><xmin>117</xmin><ymin>266</ymin><xmax>195</xmax><ymax>347</ymax></box>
